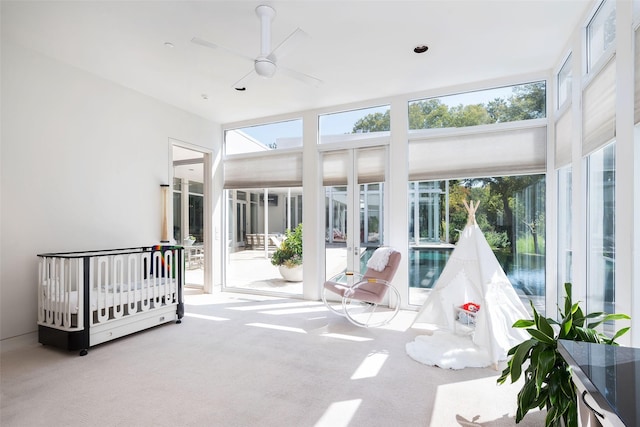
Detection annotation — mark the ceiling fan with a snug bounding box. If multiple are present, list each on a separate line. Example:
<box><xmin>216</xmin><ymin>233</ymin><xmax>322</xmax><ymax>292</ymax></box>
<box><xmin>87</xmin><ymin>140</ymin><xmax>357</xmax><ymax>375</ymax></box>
<box><xmin>192</xmin><ymin>4</ymin><xmax>322</xmax><ymax>89</ymax></box>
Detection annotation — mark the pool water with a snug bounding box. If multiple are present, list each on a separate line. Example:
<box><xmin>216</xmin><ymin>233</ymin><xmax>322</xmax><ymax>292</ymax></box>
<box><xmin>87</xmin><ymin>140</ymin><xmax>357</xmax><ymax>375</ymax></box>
<box><xmin>408</xmin><ymin>247</ymin><xmax>545</xmax><ymax>297</ymax></box>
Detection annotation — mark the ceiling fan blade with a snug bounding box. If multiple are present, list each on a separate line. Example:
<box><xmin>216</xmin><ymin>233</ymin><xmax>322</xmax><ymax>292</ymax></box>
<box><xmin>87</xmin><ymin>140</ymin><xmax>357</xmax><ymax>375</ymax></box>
<box><xmin>191</xmin><ymin>36</ymin><xmax>254</xmax><ymax>63</ymax></box>
<box><xmin>279</xmin><ymin>66</ymin><xmax>323</xmax><ymax>87</ymax></box>
<box><xmin>267</xmin><ymin>27</ymin><xmax>309</xmax><ymax>62</ymax></box>
<box><xmin>232</xmin><ymin>69</ymin><xmax>257</xmax><ymax>89</ymax></box>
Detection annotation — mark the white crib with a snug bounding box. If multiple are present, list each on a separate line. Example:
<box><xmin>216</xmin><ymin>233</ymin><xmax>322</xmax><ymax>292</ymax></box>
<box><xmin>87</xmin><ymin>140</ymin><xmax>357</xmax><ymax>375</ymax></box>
<box><xmin>37</xmin><ymin>246</ymin><xmax>184</xmax><ymax>355</ymax></box>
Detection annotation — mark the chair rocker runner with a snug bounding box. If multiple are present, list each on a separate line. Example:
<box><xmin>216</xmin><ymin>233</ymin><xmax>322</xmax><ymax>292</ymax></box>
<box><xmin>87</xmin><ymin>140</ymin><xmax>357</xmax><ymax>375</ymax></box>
<box><xmin>322</xmin><ymin>248</ymin><xmax>401</xmax><ymax>327</ymax></box>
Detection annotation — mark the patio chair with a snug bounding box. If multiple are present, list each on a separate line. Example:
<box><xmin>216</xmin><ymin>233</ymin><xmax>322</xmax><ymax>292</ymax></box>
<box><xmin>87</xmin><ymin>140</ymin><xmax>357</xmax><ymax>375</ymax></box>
<box><xmin>322</xmin><ymin>247</ymin><xmax>401</xmax><ymax>327</ymax></box>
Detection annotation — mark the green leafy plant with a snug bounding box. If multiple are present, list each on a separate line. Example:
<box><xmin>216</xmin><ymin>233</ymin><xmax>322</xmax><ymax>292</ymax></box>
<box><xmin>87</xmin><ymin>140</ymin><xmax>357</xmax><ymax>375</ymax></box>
<box><xmin>271</xmin><ymin>223</ymin><xmax>303</xmax><ymax>268</ymax></box>
<box><xmin>497</xmin><ymin>282</ymin><xmax>630</xmax><ymax>427</ymax></box>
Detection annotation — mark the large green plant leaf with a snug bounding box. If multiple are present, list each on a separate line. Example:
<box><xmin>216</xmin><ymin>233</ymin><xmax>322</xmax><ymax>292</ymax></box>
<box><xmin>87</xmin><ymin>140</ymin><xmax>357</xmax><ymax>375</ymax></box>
<box><xmin>560</xmin><ymin>316</ymin><xmax>573</xmax><ymax>338</ymax></box>
<box><xmin>534</xmin><ymin>348</ymin><xmax>556</xmax><ymax>392</ymax></box>
<box><xmin>544</xmin><ymin>405</ymin><xmax>562</xmax><ymax>427</ymax></box>
<box><xmin>563</xmin><ymin>283</ymin><xmax>573</xmax><ymax>317</ymax></box>
<box><xmin>566</xmin><ymin>399</ymin><xmax>578</xmax><ymax>427</ymax></box>
<box><xmin>574</xmin><ymin>327</ymin><xmax>601</xmax><ymax>343</ymax></box>
<box><xmin>563</xmin><ymin>282</ymin><xmax>572</xmax><ymax>316</ymax></box>
<box><xmin>516</xmin><ymin>378</ymin><xmax>540</xmax><ymax>422</ymax></box>
<box><xmin>572</xmin><ymin>306</ymin><xmax>586</xmax><ymax>327</ymax></box>
<box><xmin>535</xmin><ymin>313</ymin><xmax>555</xmax><ymax>339</ymax></box>
<box><xmin>527</xmin><ymin>328</ymin><xmax>555</xmax><ymax>345</ymax></box>
<box><xmin>499</xmin><ymin>339</ymin><xmax>536</xmax><ymax>383</ymax></box>
<box><xmin>513</xmin><ymin>319</ymin><xmax>535</xmax><ymax>328</ymax></box>
<box><xmin>608</xmin><ymin>326</ymin><xmax>631</xmax><ymax>344</ymax></box>
<box><xmin>588</xmin><ymin>313</ymin><xmax>631</xmax><ymax>329</ymax></box>
<box><xmin>559</xmin><ymin>371</ymin><xmax>575</xmax><ymax>399</ymax></box>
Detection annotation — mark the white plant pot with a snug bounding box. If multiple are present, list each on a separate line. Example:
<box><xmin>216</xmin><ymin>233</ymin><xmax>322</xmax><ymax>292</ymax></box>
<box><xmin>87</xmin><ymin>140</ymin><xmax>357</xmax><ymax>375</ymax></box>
<box><xmin>279</xmin><ymin>264</ymin><xmax>303</xmax><ymax>282</ymax></box>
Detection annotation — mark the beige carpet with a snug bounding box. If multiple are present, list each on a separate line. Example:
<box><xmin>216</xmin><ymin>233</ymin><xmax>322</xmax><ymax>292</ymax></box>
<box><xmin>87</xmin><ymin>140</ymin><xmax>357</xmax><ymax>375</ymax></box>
<box><xmin>1</xmin><ymin>289</ymin><xmax>545</xmax><ymax>426</ymax></box>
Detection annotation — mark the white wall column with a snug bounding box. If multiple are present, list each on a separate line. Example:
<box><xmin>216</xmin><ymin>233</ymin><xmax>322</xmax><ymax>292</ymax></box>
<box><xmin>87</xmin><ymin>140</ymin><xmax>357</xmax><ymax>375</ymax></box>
<box><xmin>571</xmin><ymin>21</ymin><xmax>588</xmax><ymax>309</ymax></box>
<box><xmin>615</xmin><ymin>0</ymin><xmax>635</xmax><ymax>345</ymax></box>
<box><xmin>302</xmin><ymin>111</ymin><xmax>321</xmax><ymax>300</ymax></box>
<box><xmin>389</xmin><ymin>96</ymin><xmax>409</xmax><ymax>308</ymax></box>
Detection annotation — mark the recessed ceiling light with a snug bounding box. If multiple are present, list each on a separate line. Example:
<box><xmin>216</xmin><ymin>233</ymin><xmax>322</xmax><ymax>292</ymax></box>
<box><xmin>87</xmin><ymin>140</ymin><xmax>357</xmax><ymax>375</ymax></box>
<box><xmin>164</xmin><ymin>42</ymin><xmax>174</xmax><ymax>48</ymax></box>
<box><xmin>413</xmin><ymin>45</ymin><xmax>429</xmax><ymax>54</ymax></box>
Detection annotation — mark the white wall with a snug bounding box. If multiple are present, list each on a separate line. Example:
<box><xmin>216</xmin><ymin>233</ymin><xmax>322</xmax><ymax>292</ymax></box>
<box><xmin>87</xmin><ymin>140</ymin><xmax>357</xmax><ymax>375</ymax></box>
<box><xmin>0</xmin><ymin>41</ymin><xmax>220</xmax><ymax>340</ymax></box>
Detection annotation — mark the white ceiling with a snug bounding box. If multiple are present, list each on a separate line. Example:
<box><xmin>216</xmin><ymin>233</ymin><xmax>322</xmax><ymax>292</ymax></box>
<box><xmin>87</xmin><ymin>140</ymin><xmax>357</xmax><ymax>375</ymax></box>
<box><xmin>173</xmin><ymin>145</ymin><xmax>204</xmax><ymax>182</ymax></box>
<box><xmin>2</xmin><ymin>0</ymin><xmax>591</xmax><ymax>125</ymax></box>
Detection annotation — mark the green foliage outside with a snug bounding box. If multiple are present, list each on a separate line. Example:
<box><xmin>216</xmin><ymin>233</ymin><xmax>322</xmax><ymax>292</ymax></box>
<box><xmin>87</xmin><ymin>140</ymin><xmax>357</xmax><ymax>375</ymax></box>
<box><xmin>271</xmin><ymin>223</ymin><xmax>303</xmax><ymax>268</ymax></box>
<box><xmin>485</xmin><ymin>230</ymin><xmax>510</xmax><ymax>249</ymax></box>
<box><xmin>351</xmin><ymin>82</ymin><xmax>546</xmax><ymax>133</ymax></box>
<box><xmin>517</xmin><ymin>235</ymin><xmax>546</xmax><ymax>255</ymax></box>
<box><xmin>435</xmin><ymin>175</ymin><xmax>545</xmax><ymax>257</ymax></box>
<box><xmin>352</xmin><ymin>110</ymin><xmax>390</xmax><ymax>133</ymax></box>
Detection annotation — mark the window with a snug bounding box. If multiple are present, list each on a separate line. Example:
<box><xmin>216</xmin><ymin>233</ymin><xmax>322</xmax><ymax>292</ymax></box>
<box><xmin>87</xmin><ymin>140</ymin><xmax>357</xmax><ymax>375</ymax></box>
<box><xmin>408</xmin><ymin>181</ymin><xmax>444</xmax><ymax>245</ymax></box>
<box><xmin>225</xmin><ymin>119</ymin><xmax>302</xmax><ymax>155</ymax></box>
<box><xmin>173</xmin><ymin>178</ymin><xmax>182</xmax><ymax>242</ymax></box>
<box><xmin>587</xmin><ymin>0</ymin><xmax>616</xmax><ymax>72</ymax></box>
<box><xmin>188</xmin><ymin>192</ymin><xmax>204</xmax><ymax>243</ymax></box>
<box><xmin>587</xmin><ymin>143</ymin><xmax>615</xmax><ymax>316</ymax></box>
<box><xmin>635</xmin><ymin>26</ymin><xmax>640</xmax><ymax>124</ymax></box>
<box><xmin>557</xmin><ymin>166</ymin><xmax>573</xmax><ymax>295</ymax></box>
<box><xmin>408</xmin><ymin>82</ymin><xmax>546</xmax><ymax>131</ymax></box>
<box><xmin>408</xmin><ymin>175</ymin><xmax>546</xmax><ymax>315</ymax></box>
<box><xmin>319</xmin><ymin>105</ymin><xmax>390</xmax><ymax>144</ymax></box>
<box><xmin>557</xmin><ymin>54</ymin><xmax>572</xmax><ymax>110</ymax></box>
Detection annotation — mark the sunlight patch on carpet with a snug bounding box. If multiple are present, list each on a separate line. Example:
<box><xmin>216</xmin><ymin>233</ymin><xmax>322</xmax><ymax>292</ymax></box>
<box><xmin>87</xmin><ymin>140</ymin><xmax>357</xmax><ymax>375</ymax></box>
<box><xmin>246</xmin><ymin>323</ymin><xmax>307</xmax><ymax>334</ymax></box>
<box><xmin>314</xmin><ymin>399</ymin><xmax>362</xmax><ymax>427</ymax></box>
<box><xmin>183</xmin><ymin>313</ymin><xmax>229</xmax><ymax>321</ymax></box>
<box><xmin>228</xmin><ymin>301</ymin><xmax>322</xmax><ymax>311</ymax></box>
<box><xmin>260</xmin><ymin>305</ymin><xmax>328</xmax><ymax>315</ymax></box>
<box><xmin>321</xmin><ymin>333</ymin><xmax>373</xmax><ymax>342</ymax></box>
<box><xmin>351</xmin><ymin>352</ymin><xmax>389</xmax><ymax>379</ymax></box>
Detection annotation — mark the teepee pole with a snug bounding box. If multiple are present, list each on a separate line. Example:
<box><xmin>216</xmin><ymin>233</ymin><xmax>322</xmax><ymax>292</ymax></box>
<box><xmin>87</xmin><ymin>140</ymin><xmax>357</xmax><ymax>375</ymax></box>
<box><xmin>463</xmin><ymin>200</ymin><xmax>480</xmax><ymax>226</ymax></box>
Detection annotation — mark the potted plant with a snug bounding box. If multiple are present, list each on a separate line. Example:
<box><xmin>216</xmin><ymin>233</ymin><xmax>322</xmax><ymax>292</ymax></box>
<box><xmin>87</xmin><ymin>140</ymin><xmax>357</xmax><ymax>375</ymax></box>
<box><xmin>271</xmin><ymin>223</ymin><xmax>303</xmax><ymax>281</ymax></box>
<box><xmin>497</xmin><ymin>282</ymin><xmax>630</xmax><ymax>427</ymax></box>
<box><xmin>183</xmin><ymin>235</ymin><xmax>196</xmax><ymax>246</ymax></box>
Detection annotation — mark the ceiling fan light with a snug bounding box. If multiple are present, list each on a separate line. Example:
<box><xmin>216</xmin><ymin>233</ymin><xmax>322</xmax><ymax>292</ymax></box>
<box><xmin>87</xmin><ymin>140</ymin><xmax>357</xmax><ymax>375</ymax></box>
<box><xmin>255</xmin><ymin>58</ymin><xmax>277</xmax><ymax>78</ymax></box>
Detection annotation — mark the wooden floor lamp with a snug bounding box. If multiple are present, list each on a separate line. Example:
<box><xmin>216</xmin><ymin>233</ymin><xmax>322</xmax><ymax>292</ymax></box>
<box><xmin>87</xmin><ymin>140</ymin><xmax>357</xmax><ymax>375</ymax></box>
<box><xmin>160</xmin><ymin>184</ymin><xmax>171</xmax><ymax>243</ymax></box>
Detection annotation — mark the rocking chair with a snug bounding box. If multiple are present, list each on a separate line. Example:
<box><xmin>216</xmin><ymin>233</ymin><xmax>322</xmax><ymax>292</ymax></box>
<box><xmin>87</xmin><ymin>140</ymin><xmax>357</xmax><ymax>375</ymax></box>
<box><xmin>322</xmin><ymin>248</ymin><xmax>401</xmax><ymax>327</ymax></box>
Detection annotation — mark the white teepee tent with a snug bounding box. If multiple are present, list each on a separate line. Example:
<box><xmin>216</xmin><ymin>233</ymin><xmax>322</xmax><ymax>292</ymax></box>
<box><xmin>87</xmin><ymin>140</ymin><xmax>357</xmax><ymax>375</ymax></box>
<box><xmin>407</xmin><ymin>201</ymin><xmax>529</xmax><ymax>369</ymax></box>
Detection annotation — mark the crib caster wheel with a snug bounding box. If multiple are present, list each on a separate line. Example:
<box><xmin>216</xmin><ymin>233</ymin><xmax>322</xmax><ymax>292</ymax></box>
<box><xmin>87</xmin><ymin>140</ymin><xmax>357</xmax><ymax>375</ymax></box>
<box><xmin>79</xmin><ymin>349</ymin><xmax>88</xmax><ymax>356</ymax></box>
<box><xmin>176</xmin><ymin>319</ymin><xmax>182</xmax><ymax>324</ymax></box>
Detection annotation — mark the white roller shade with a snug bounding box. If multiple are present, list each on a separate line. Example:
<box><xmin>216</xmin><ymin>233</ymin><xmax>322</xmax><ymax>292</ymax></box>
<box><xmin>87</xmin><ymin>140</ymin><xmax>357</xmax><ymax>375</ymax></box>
<box><xmin>322</xmin><ymin>146</ymin><xmax>387</xmax><ymax>186</ymax></box>
<box><xmin>408</xmin><ymin>124</ymin><xmax>546</xmax><ymax>181</ymax></box>
<box><xmin>555</xmin><ymin>109</ymin><xmax>573</xmax><ymax>168</ymax></box>
<box><xmin>583</xmin><ymin>58</ymin><xmax>616</xmax><ymax>155</ymax></box>
<box><xmin>357</xmin><ymin>146</ymin><xmax>386</xmax><ymax>184</ymax></box>
<box><xmin>635</xmin><ymin>27</ymin><xmax>640</xmax><ymax>124</ymax></box>
<box><xmin>224</xmin><ymin>150</ymin><xmax>302</xmax><ymax>189</ymax></box>
<box><xmin>322</xmin><ymin>150</ymin><xmax>349</xmax><ymax>186</ymax></box>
